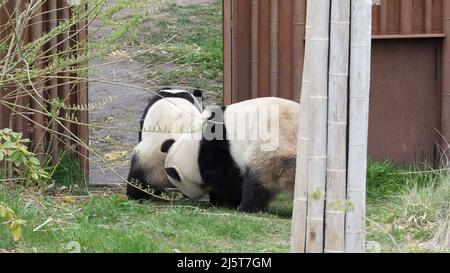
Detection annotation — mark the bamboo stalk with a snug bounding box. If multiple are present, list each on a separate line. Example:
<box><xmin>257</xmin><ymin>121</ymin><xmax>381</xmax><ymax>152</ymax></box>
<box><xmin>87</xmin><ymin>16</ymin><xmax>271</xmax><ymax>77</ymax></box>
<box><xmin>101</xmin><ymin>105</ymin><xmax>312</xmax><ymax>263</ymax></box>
<box><xmin>304</xmin><ymin>0</ymin><xmax>330</xmax><ymax>253</ymax></box>
<box><xmin>270</xmin><ymin>0</ymin><xmax>278</xmax><ymax>97</ymax></box>
<box><xmin>325</xmin><ymin>0</ymin><xmax>350</xmax><ymax>254</ymax></box>
<box><xmin>291</xmin><ymin>0</ymin><xmax>313</xmax><ymax>253</ymax></box>
<box><xmin>250</xmin><ymin>0</ymin><xmax>259</xmax><ymax>99</ymax></box>
<box><xmin>346</xmin><ymin>0</ymin><xmax>372</xmax><ymax>253</ymax></box>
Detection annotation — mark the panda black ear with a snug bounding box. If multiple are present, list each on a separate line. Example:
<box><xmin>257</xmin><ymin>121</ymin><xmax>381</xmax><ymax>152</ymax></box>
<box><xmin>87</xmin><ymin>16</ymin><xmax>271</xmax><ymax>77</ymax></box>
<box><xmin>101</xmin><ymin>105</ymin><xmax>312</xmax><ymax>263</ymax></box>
<box><xmin>161</xmin><ymin>139</ymin><xmax>176</xmax><ymax>153</ymax></box>
<box><xmin>193</xmin><ymin>89</ymin><xmax>203</xmax><ymax>98</ymax></box>
<box><xmin>160</xmin><ymin>87</ymin><xmax>172</xmax><ymax>91</ymax></box>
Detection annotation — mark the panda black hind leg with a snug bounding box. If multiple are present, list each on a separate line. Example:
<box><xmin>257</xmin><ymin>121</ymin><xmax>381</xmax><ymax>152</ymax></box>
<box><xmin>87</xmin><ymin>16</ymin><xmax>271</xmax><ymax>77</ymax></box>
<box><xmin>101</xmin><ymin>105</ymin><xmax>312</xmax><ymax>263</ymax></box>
<box><xmin>238</xmin><ymin>170</ymin><xmax>273</xmax><ymax>213</ymax></box>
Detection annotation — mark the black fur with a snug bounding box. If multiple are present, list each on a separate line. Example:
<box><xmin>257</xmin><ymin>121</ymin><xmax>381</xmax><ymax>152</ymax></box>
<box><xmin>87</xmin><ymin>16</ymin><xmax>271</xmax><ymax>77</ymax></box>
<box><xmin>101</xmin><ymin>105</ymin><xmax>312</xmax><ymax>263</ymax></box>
<box><xmin>193</xmin><ymin>89</ymin><xmax>203</xmax><ymax>98</ymax></box>
<box><xmin>161</xmin><ymin>139</ymin><xmax>176</xmax><ymax>153</ymax></box>
<box><xmin>198</xmin><ymin>106</ymin><xmax>242</xmax><ymax>209</ymax></box>
<box><xmin>126</xmin><ymin>154</ymin><xmax>161</xmax><ymax>200</ymax></box>
<box><xmin>138</xmin><ymin>89</ymin><xmax>201</xmax><ymax>142</ymax></box>
<box><xmin>165</xmin><ymin>167</ymin><xmax>181</xmax><ymax>182</ymax></box>
<box><xmin>238</xmin><ymin>170</ymin><xmax>273</xmax><ymax>212</ymax></box>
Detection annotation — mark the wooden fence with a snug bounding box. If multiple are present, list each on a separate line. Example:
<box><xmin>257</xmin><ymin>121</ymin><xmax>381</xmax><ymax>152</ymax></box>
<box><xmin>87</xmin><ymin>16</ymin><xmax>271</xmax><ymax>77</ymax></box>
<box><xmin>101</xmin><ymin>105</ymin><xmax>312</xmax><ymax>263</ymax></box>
<box><xmin>0</xmin><ymin>0</ymin><xmax>89</xmax><ymax>176</ymax></box>
<box><xmin>224</xmin><ymin>0</ymin><xmax>450</xmax><ymax>164</ymax></box>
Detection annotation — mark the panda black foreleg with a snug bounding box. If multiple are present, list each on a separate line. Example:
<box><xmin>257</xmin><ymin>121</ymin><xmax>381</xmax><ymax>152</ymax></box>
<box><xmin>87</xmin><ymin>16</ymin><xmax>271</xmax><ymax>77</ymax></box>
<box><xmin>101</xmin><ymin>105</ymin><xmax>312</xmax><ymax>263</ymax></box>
<box><xmin>126</xmin><ymin>154</ymin><xmax>155</xmax><ymax>200</ymax></box>
<box><xmin>238</xmin><ymin>172</ymin><xmax>272</xmax><ymax>213</ymax></box>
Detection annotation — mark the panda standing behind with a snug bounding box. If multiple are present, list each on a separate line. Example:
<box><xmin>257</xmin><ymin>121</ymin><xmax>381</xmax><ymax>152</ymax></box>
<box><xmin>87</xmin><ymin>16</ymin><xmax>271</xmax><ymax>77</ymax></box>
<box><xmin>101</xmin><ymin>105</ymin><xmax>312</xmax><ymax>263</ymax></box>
<box><xmin>161</xmin><ymin>97</ymin><xmax>299</xmax><ymax>212</ymax></box>
<box><xmin>126</xmin><ymin>88</ymin><xmax>203</xmax><ymax>200</ymax></box>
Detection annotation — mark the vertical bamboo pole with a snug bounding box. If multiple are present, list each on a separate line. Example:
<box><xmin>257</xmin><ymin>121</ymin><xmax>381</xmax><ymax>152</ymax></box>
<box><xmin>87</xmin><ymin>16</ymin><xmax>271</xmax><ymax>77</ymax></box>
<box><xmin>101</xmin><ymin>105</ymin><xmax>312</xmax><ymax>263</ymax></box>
<box><xmin>325</xmin><ymin>0</ymin><xmax>350</xmax><ymax>254</ymax></box>
<box><xmin>270</xmin><ymin>0</ymin><xmax>278</xmax><ymax>97</ymax></box>
<box><xmin>442</xmin><ymin>0</ymin><xmax>450</xmax><ymax>165</ymax></box>
<box><xmin>30</xmin><ymin>1</ymin><xmax>45</xmax><ymax>161</ymax></box>
<box><xmin>292</xmin><ymin>0</ymin><xmax>306</xmax><ymax>102</ymax></box>
<box><xmin>304</xmin><ymin>0</ymin><xmax>330</xmax><ymax>253</ymax></box>
<box><xmin>400</xmin><ymin>0</ymin><xmax>413</xmax><ymax>34</ymax></box>
<box><xmin>425</xmin><ymin>0</ymin><xmax>433</xmax><ymax>34</ymax></box>
<box><xmin>346</xmin><ymin>0</ymin><xmax>372</xmax><ymax>253</ymax></box>
<box><xmin>291</xmin><ymin>0</ymin><xmax>312</xmax><ymax>253</ymax></box>
<box><xmin>47</xmin><ymin>0</ymin><xmax>59</xmax><ymax>163</ymax></box>
<box><xmin>380</xmin><ymin>0</ymin><xmax>388</xmax><ymax>34</ymax></box>
<box><xmin>223</xmin><ymin>0</ymin><xmax>232</xmax><ymax>105</ymax></box>
<box><xmin>250</xmin><ymin>0</ymin><xmax>259</xmax><ymax>99</ymax></box>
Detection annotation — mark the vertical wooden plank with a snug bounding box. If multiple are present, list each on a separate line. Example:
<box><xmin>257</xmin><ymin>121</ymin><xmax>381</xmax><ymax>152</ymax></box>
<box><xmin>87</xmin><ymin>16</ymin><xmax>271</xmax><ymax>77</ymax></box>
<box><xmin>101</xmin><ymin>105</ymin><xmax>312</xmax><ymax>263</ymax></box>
<box><xmin>232</xmin><ymin>0</ymin><xmax>251</xmax><ymax>102</ymax></box>
<box><xmin>380</xmin><ymin>0</ymin><xmax>388</xmax><ymax>34</ymax></box>
<box><xmin>78</xmin><ymin>3</ymin><xmax>89</xmax><ymax>179</ymax></box>
<box><xmin>0</xmin><ymin>0</ymin><xmax>9</xmax><ymax>131</ymax></box>
<box><xmin>47</xmin><ymin>0</ymin><xmax>59</xmax><ymax>163</ymax></box>
<box><xmin>412</xmin><ymin>0</ymin><xmax>425</xmax><ymax>34</ymax></box>
<box><xmin>60</xmin><ymin>0</ymin><xmax>71</xmax><ymax>152</ymax></box>
<box><xmin>425</xmin><ymin>0</ymin><xmax>433</xmax><ymax>33</ymax></box>
<box><xmin>30</xmin><ymin>1</ymin><xmax>45</xmax><ymax>160</ymax></box>
<box><xmin>13</xmin><ymin>1</ymin><xmax>26</xmax><ymax>137</ymax></box>
<box><xmin>292</xmin><ymin>0</ymin><xmax>306</xmax><ymax>102</ymax></box>
<box><xmin>388</xmin><ymin>0</ymin><xmax>401</xmax><ymax>34</ymax></box>
<box><xmin>372</xmin><ymin>3</ymin><xmax>380</xmax><ymax>35</ymax></box>
<box><xmin>400</xmin><ymin>0</ymin><xmax>413</xmax><ymax>34</ymax></box>
<box><xmin>441</xmin><ymin>0</ymin><xmax>450</xmax><ymax>165</ymax></box>
<box><xmin>270</xmin><ymin>0</ymin><xmax>278</xmax><ymax>97</ymax></box>
<box><xmin>432</xmin><ymin>0</ymin><xmax>442</xmax><ymax>33</ymax></box>
<box><xmin>0</xmin><ymin>0</ymin><xmax>15</xmax><ymax>133</ymax></box>
<box><xmin>223</xmin><ymin>0</ymin><xmax>232</xmax><ymax>105</ymax></box>
<box><xmin>278</xmin><ymin>0</ymin><xmax>293</xmax><ymax>100</ymax></box>
<box><xmin>250</xmin><ymin>0</ymin><xmax>259</xmax><ymax>99</ymax></box>
<box><xmin>258</xmin><ymin>0</ymin><xmax>272</xmax><ymax>98</ymax></box>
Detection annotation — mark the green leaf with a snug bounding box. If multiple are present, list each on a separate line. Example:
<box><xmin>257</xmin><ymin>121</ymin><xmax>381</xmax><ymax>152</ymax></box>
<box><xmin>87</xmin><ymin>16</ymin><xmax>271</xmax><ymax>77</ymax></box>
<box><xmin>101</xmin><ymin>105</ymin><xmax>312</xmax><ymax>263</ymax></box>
<box><xmin>10</xmin><ymin>220</ymin><xmax>22</xmax><ymax>241</ymax></box>
<box><xmin>29</xmin><ymin>157</ymin><xmax>41</xmax><ymax>166</ymax></box>
<box><xmin>32</xmin><ymin>173</ymin><xmax>39</xmax><ymax>181</ymax></box>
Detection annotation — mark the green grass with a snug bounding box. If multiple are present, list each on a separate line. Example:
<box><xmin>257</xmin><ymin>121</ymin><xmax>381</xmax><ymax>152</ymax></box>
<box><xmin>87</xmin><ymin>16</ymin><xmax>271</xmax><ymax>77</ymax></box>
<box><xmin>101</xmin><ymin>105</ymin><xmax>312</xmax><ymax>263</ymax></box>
<box><xmin>50</xmin><ymin>154</ymin><xmax>85</xmax><ymax>189</ymax></box>
<box><xmin>0</xmin><ymin>186</ymin><xmax>291</xmax><ymax>253</ymax></box>
<box><xmin>1</xmin><ymin>161</ymin><xmax>449</xmax><ymax>253</ymax></box>
<box><xmin>366</xmin><ymin>161</ymin><xmax>450</xmax><ymax>252</ymax></box>
<box><xmin>135</xmin><ymin>0</ymin><xmax>224</xmax><ymax>99</ymax></box>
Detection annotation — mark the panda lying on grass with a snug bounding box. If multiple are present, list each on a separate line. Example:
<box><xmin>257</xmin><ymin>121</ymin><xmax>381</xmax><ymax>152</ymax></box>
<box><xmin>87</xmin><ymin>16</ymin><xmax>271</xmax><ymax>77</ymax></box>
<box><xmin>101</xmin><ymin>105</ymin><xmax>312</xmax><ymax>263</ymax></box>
<box><xmin>126</xmin><ymin>88</ymin><xmax>203</xmax><ymax>200</ymax></box>
<box><xmin>161</xmin><ymin>97</ymin><xmax>300</xmax><ymax>213</ymax></box>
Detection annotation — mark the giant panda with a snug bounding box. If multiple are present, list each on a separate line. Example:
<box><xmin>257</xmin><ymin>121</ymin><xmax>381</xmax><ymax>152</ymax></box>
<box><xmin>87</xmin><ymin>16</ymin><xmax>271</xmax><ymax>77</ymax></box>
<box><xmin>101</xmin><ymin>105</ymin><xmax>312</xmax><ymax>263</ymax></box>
<box><xmin>160</xmin><ymin>97</ymin><xmax>300</xmax><ymax>212</ymax></box>
<box><xmin>126</xmin><ymin>88</ymin><xmax>203</xmax><ymax>200</ymax></box>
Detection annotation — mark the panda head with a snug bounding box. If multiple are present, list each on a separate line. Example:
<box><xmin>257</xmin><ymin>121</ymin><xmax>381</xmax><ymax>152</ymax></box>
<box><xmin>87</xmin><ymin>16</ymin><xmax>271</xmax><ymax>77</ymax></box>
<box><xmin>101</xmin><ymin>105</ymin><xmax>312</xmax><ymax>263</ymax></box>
<box><xmin>161</xmin><ymin>134</ymin><xmax>209</xmax><ymax>202</ymax></box>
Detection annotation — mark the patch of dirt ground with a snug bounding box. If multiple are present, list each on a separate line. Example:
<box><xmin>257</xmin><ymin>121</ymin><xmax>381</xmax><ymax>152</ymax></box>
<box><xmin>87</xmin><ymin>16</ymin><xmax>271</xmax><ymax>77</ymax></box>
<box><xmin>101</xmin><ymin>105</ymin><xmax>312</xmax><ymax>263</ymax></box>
<box><xmin>88</xmin><ymin>0</ymin><xmax>221</xmax><ymax>185</ymax></box>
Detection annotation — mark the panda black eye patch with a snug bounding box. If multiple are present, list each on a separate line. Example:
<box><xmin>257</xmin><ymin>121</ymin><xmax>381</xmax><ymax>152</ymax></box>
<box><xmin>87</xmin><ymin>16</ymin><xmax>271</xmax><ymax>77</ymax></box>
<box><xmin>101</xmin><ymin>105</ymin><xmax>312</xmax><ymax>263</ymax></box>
<box><xmin>161</xmin><ymin>139</ymin><xmax>176</xmax><ymax>153</ymax></box>
<box><xmin>165</xmin><ymin>168</ymin><xmax>181</xmax><ymax>182</ymax></box>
